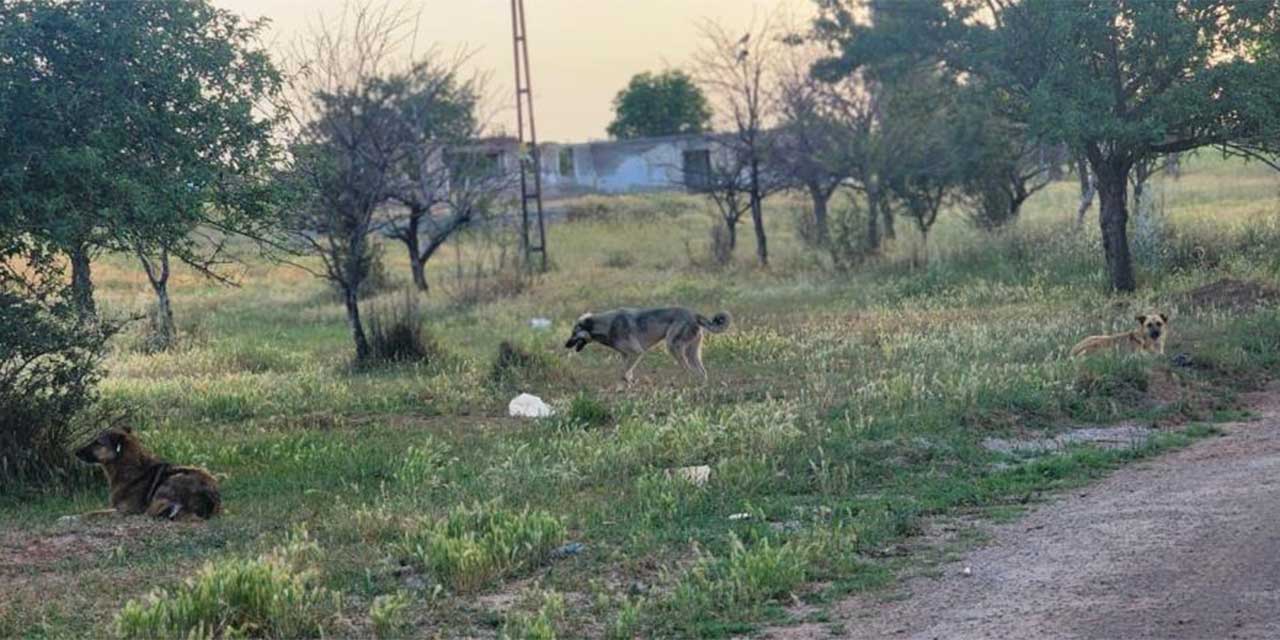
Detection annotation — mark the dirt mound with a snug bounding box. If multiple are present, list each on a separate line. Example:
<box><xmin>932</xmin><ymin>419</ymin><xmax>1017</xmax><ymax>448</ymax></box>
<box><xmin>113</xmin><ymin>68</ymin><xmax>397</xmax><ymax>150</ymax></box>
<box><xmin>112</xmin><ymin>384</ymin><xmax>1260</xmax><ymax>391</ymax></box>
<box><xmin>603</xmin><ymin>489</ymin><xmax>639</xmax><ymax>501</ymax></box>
<box><xmin>1181</xmin><ymin>278</ymin><xmax>1280</xmax><ymax>311</ymax></box>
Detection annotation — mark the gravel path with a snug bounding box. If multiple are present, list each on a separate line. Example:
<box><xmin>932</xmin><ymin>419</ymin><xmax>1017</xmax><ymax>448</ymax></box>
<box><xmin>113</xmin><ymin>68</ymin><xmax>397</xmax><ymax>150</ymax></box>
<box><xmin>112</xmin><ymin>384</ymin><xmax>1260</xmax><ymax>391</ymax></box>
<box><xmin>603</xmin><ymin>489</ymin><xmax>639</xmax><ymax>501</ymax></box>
<box><xmin>772</xmin><ymin>386</ymin><xmax>1280</xmax><ymax>640</ymax></box>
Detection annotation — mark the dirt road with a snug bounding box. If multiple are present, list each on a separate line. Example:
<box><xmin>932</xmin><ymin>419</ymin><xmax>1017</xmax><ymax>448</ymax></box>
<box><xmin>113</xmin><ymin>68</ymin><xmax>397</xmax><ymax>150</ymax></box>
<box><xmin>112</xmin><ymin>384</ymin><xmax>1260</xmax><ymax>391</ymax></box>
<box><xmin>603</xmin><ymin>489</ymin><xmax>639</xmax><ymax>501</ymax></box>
<box><xmin>777</xmin><ymin>387</ymin><xmax>1280</xmax><ymax>640</ymax></box>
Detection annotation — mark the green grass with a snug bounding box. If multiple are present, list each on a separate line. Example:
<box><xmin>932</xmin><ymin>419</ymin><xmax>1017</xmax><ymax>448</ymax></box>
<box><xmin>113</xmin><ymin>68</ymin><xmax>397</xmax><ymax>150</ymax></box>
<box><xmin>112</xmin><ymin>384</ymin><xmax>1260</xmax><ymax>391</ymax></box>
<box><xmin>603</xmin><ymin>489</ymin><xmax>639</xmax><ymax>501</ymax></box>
<box><xmin>3</xmin><ymin>153</ymin><xmax>1280</xmax><ymax>637</ymax></box>
<box><xmin>115</xmin><ymin>531</ymin><xmax>339</xmax><ymax>639</ymax></box>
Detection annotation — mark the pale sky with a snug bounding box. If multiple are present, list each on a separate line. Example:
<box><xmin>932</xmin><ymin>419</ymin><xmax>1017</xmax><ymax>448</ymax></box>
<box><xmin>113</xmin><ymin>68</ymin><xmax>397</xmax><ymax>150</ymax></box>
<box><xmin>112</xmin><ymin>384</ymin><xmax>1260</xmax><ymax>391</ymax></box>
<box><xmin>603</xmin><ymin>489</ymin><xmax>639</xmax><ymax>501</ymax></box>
<box><xmin>214</xmin><ymin>0</ymin><xmax>814</xmax><ymax>142</ymax></box>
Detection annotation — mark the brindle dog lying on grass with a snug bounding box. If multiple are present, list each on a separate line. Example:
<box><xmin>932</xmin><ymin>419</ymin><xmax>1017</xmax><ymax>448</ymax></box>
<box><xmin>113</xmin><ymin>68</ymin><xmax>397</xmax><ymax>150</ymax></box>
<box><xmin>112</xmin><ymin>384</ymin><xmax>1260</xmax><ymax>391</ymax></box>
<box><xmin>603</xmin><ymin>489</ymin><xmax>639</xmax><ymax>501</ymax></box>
<box><xmin>62</xmin><ymin>427</ymin><xmax>221</xmax><ymax>523</ymax></box>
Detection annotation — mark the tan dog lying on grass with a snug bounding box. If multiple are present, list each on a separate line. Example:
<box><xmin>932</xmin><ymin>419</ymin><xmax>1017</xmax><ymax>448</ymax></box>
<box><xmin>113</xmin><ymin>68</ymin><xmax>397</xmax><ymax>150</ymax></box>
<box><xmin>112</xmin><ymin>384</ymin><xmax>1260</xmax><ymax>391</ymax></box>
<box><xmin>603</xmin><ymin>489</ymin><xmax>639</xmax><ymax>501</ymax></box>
<box><xmin>1071</xmin><ymin>313</ymin><xmax>1169</xmax><ymax>357</ymax></box>
<box><xmin>62</xmin><ymin>427</ymin><xmax>221</xmax><ymax>523</ymax></box>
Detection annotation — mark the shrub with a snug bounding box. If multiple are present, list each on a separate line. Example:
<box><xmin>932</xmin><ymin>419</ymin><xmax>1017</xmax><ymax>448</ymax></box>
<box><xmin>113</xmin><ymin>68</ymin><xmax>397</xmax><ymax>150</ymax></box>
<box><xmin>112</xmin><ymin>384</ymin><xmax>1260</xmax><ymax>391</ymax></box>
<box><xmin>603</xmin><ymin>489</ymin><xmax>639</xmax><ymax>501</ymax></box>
<box><xmin>790</xmin><ymin>203</ymin><xmax>826</xmax><ymax>250</ymax></box>
<box><xmin>489</xmin><ymin>341</ymin><xmax>556</xmax><ymax>388</ymax></box>
<box><xmin>0</xmin><ymin>292</ymin><xmax>110</xmax><ymax>492</ymax></box>
<box><xmin>708</xmin><ymin>224</ymin><xmax>734</xmax><ymax>266</ymax></box>
<box><xmin>827</xmin><ymin>199</ymin><xmax>875</xmax><ymax>271</ymax></box>
<box><xmin>601</xmin><ymin>250</ymin><xmax>636</xmax><ymax>269</ymax></box>
<box><xmin>397</xmin><ymin>503</ymin><xmax>565</xmax><ymax>593</ymax></box>
<box><xmin>116</xmin><ymin>532</ymin><xmax>339</xmax><ymax>639</ymax></box>
<box><xmin>367</xmin><ymin>291</ymin><xmax>443</xmax><ymax>364</ymax></box>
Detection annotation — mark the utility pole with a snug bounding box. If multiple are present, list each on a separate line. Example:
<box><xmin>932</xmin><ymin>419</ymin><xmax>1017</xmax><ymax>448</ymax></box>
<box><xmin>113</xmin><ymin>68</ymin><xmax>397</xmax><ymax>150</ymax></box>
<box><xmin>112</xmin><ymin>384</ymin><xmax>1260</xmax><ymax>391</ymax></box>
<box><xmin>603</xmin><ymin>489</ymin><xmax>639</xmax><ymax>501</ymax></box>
<box><xmin>511</xmin><ymin>0</ymin><xmax>547</xmax><ymax>272</ymax></box>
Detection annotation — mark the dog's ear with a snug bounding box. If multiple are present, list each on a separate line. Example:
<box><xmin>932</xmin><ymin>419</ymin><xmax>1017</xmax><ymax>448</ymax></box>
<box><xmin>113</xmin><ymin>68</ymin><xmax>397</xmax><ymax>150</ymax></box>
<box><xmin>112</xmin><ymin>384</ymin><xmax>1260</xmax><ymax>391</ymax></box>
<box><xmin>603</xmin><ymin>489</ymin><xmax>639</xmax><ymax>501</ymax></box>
<box><xmin>1135</xmin><ymin>314</ymin><xmax>1147</xmax><ymax>325</ymax></box>
<box><xmin>122</xmin><ymin>426</ymin><xmax>133</xmax><ymax>434</ymax></box>
<box><xmin>1158</xmin><ymin>313</ymin><xmax>1169</xmax><ymax>324</ymax></box>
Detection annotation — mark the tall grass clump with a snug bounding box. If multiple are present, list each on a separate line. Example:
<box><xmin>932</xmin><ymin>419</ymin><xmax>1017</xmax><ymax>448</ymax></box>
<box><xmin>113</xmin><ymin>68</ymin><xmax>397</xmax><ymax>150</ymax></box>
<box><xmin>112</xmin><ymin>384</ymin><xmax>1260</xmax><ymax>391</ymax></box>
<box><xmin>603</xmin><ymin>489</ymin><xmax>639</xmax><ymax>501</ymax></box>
<box><xmin>489</xmin><ymin>340</ymin><xmax>558</xmax><ymax>388</ymax></box>
<box><xmin>367</xmin><ymin>291</ymin><xmax>443</xmax><ymax>364</ymax></box>
<box><xmin>397</xmin><ymin>502</ymin><xmax>565</xmax><ymax>593</ymax></box>
<box><xmin>549</xmin><ymin>391</ymin><xmax>613</xmax><ymax>430</ymax></box>
<box><xmin>369</xmin><ymin>592</ymin><xmax>412</xmax><ymax>639</ymax></box>
<box><xmin>116</xmin><ymin>531</ymin><xmax>339</xmax><ymax>639</ymax></box>
<box><xmin>500</xmin><ymin>590</ymin><xmax>567</xmax><ymax>640</ymax></box>
<box><xmin>665</xmin><ymin>534</ymin><xmax>812</xmax><ymax>635</ymax></box>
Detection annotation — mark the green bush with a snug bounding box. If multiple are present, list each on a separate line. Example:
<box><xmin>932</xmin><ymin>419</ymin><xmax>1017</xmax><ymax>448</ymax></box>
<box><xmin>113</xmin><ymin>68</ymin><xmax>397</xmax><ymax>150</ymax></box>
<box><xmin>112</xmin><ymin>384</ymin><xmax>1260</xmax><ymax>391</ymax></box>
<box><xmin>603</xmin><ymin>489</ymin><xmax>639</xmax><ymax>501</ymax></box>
<box><xmin>0</xmin><ymin>292</ymin><xmax>110</xmax><ymax>492</ymax></box>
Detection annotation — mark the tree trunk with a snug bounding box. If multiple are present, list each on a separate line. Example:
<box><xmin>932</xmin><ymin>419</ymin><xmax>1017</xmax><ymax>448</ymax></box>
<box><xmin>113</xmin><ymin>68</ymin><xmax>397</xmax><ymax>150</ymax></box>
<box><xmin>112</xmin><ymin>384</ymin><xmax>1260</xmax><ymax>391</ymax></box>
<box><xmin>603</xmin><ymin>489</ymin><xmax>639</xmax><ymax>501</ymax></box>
<box><xmin>1075</xmin><ymin>157</ymin><xmax>1096</xmax><ymax>228</ymax></box>
<box><xmin>880</xmin><ymin>198</ymin><xmax>895</xmax><ymax>240</ymax></box>
<box><xmin>410</xmin><ymin>259</ymin><xmax>428</xmax><ymax>292</ymax></box>
<box><xmin>413</xmin><ymin>235</ymin><xmax>451</xmax><ymax>293</ymax></box>
<box><xmin>809</xmin><ymin>185</ymin><xmax>831</xmax><ymax>246</ymax></box>
<box><xmin>140</xmin><ymin>249</ymin><xmax>175</xmax><ymax>350</ymax></box>
<box><xmin>152</xmin><ymin>284</ymin><xmax>174</xmax><ymax>348</ymax></box>
<box><xmin>1095</xmin><ymin>163</ymin><xmax>1136</xmax><ymax>292</ymax></box>
<box><xmin>344</xmin><ymin>286</ymin><xmax>371</xmax><ymax>361</ymax></box>
<box><xmin>749</xmin><ymin>159</ymin><xmax>768</xmax><ymax>266</ymax></box>
<box><xmin>69</xmin><ymin>243</ymin><xmax>95</xmax><ymax>318</ymax></box>
<box><xmin>403</xmin><ymin>211</ymin><xmax>427</xmax><ymax>291</ymax></box>
<box><xmin>865</xmin><ymin>187</ymin><xmax>881</xmax><ymax>251</ymax></box>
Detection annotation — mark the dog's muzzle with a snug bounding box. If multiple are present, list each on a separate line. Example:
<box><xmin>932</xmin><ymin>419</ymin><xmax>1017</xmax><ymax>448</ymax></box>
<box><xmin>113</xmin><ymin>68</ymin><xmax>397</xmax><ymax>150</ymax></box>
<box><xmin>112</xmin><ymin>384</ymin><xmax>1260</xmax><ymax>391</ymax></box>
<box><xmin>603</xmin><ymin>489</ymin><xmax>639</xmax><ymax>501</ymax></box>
<box><xmin>74</xmin><ymin>446</ymin><xmax>97</xmax><ymax>464</ymax></box>
<box><xmin>1149</xmin><ymin>329</ymin><xmax>1162</xmax><ymax>340</ymax></box>
<box><xmin>565</xmin><ymin>331</ymin><xmax>589</xmax><ymax>351</ymax></box>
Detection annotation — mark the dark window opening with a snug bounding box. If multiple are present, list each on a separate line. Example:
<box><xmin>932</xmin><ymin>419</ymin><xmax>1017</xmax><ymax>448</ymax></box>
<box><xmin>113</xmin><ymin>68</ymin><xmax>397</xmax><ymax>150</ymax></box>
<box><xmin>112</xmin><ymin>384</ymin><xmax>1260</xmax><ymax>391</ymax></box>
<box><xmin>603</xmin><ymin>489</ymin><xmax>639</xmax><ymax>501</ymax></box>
<box><xmin>682</xmin><ymin>149</ymin><xmax>711</xmax><ymax>190</ymax></box>
<box><xmin>558</xmin><ymin>147</ymin><xmax>574</xmax><ymax>177</ymax></box>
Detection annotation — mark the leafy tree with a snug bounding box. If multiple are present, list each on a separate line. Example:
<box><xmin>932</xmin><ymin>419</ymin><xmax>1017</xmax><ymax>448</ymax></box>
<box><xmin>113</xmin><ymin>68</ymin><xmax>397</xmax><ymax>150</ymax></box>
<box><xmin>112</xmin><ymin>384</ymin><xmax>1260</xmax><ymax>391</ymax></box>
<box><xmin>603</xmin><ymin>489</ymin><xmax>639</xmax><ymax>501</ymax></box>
<box><xmin>606</xmin><ymin>70</ymin><xmax>712</xmax><ymax>140</ymax></box>
<box><xmin>879</xmin><ymin>69</ymin><xmax>964</xmax><ymax>266</ymax></box>
<box><xmin>0</xmin><ymin>0</ymin><xmax>282</xmax><ymax>321</ymax></box>
<box><xmin>951</xmin><ymin>87</ymin><xmax>1056</xmax><ymax>231</ymax></box>
<box><xmin>815</xmin><ymin>0</ymin><xmax>1280</xmax><ymax>291</ymax></box>
<box><xmin>773</xmin><ymin>35</ymin><xmax>852</xmax><ymax>246</ymax></box>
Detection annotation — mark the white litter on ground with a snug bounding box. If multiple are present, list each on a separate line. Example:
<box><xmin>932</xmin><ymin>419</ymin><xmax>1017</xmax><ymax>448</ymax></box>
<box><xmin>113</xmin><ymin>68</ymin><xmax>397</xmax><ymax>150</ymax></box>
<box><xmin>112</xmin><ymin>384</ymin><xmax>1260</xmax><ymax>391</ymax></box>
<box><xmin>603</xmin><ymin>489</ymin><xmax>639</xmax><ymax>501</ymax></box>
<box><xmin>508</xmin><ymin>393</ymin><xmax>554</xmax><ymax>418</ymax></box>
<box><xmin>529</xmin><ymin>317</ymin><xmax>552</xmax><ymax>330</ymax></box>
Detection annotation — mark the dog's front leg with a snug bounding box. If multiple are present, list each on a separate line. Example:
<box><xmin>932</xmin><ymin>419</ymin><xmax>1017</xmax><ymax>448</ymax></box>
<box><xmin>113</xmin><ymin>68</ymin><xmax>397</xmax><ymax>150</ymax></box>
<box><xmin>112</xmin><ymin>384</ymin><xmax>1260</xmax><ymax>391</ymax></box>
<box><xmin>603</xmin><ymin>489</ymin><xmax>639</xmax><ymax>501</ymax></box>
<box><xmin>620</xmin><ymin>352</ymin><xmax>644</xmax><ymax>386</ymax></box>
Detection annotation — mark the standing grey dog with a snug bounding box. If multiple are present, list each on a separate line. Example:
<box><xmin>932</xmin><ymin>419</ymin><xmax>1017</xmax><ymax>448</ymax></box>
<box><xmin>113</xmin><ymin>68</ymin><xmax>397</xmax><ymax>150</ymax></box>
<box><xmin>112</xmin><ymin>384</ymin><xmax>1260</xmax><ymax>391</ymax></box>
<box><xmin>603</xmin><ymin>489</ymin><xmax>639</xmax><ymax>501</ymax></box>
<box><xmin>564</xmin><ymin>307</ymin><xmax>732</xmax><ymax>383</ymax></box>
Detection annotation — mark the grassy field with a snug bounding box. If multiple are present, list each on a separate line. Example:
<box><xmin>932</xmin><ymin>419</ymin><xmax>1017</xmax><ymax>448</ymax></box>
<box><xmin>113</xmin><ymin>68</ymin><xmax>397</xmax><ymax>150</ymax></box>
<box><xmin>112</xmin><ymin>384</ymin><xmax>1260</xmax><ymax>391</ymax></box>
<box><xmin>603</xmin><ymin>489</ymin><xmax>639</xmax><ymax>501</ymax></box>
<box><xmin>4</xmin><ymin>155</ymin><xmax>1280</xmax><ymax>638</ymax></box>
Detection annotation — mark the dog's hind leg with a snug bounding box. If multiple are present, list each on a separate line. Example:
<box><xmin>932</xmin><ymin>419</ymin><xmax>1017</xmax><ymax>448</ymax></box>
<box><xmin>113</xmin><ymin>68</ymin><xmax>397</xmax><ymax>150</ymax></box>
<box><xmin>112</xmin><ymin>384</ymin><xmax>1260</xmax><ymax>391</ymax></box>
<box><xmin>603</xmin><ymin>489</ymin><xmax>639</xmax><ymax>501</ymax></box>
<box><xmin>684</xmin><ymin>334</ymin><xmax>707</xmax><ymax>383</ymax></box>
<box><xmin>667</xmin><ymin>339</ymin><xmax>692</xmax><ymax>374</ymax></box>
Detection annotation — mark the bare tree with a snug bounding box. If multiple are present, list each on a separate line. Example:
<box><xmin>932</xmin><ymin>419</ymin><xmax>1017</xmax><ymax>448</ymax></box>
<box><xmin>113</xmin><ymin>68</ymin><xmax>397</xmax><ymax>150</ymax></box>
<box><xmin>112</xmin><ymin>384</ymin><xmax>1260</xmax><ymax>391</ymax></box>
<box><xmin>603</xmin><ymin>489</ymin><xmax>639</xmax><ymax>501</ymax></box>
<box><xmin>379</xmin><ymin>58</ymin><xmax>515</xmax><ymax>292</ymax></box>
<box><xmin>696</xmin><ymin>143</ymin><xmax>753</xmax><ymax>261</ymax></box>
<box><xmin>279</xmin><ymin>3</ymin><xmax>418</xmax><ymax>361</ymax></box>
<box><xmin>695</xmin><ymin>17</ymin><xmax>782</xmax><ymax>266</ymax></box>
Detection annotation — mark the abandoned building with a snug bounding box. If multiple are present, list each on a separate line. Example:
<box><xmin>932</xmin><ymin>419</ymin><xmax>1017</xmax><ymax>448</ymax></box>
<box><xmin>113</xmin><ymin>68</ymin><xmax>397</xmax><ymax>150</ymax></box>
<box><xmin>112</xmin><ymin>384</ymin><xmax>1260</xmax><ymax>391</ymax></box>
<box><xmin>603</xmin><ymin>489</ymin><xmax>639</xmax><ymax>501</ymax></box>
<box><xmin>455</xmin><ymin>133</ymin><xmax>724</xmax><ymax>198</ymax></box>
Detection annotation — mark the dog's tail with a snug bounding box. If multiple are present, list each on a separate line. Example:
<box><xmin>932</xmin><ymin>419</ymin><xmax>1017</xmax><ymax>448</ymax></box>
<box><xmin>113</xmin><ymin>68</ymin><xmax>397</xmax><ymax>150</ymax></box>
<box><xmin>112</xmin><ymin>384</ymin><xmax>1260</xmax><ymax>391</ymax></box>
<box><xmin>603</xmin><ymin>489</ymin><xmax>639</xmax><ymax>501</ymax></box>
<box><xmin>697</xmin><ymin>311</ymin><xmax>732</xmax><ymax>333</ymax></box>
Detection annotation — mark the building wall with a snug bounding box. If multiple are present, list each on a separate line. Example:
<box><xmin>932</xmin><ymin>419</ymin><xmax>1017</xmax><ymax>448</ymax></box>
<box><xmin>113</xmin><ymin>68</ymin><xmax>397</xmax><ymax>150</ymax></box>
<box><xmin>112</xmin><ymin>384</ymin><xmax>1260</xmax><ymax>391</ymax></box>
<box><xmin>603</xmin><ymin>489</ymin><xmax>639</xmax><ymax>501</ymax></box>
<box><xmin>535</xmin><ymin>134</ymin><xmax>718</xmax><ymax>196</ymax></box>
